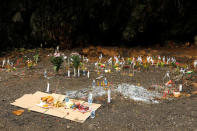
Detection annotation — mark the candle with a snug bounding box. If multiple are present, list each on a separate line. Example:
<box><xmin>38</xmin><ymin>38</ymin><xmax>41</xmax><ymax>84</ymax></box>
<box><xmin>2</xmin><ymin>59</ymin><xmax>5</xmax><ymax>67</ymax></box>
<box><xmin>46</xmin><ymin>82</ymin><xmax>50</xmax><ymax>93</ymax></box>
<box><xmin>78</xmin><ymin>68</ymin><xmax>80</xmax><ymax>77</ymax></box>
<box><xmin>74</xmin><ymin>68</ymin><xmax>76</xmax><ymax>77</ymax></box>
<box><xmin>107</xmin><ymin>88</ymin><xmax>111</xmax><ymax>103</ymax></box>
<box><xmin>68</xmin><ymin>70</ymin><xmax>70</xmax><ymax>77</ymax></box>
<box><xmin>179</xmin><ymin>84</ymin><xmax>182</xmax><ymax>92</ymax></box>
<box><xmin>87</xmin><ymin>71</ymin><xmax>90</xmax><ymax>78</ymax></box>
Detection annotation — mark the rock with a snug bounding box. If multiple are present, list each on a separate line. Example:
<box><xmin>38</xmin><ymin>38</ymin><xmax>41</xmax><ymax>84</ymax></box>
<box><xmin>66</xmin><ymin>125</ymin><xmax>71</xmax><ymax>129</ymax></box>
<box><xmin>12</xmin><ymin>12</ymin><xmax>23</xmax><ymax>22</ymax></box>
<box><xmin>88</xmin><ymin>124</ymin><xmax>95</xmax><ymax>130</ymax></box>
<box><xmin>0</xmin><ymin>121</ymin><xmax>6</xmax><ymax>128</ymax></box>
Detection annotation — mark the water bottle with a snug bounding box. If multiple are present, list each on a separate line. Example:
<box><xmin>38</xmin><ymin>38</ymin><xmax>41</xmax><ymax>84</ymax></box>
<box><xmin>88</xmin><ymin>93</ymin><xmax>93</xmax><ymax>106</ymax></box>
<box><xmin>104</xmin><ymin>78</ymin><xmax>108</xmax><ymax>86</ymax></box>
<box><xmin>90</xmin><ymin>109</ymin><xmax>95</xmax><ymax>118</ymax></box>
<box><xmin>64</xmin><ymin>95</ymin><xmax>69</xmax><ymax>102</ymax></box>
<box><xmin>83</xmin><ymin>70</ymin><xmax>86</xmax><ymax>76</ymax></box>
<box><xmin>44</xmin><ymin>69</ymin><xmax>47</xmax><ymax>78</ymax></box>
<box><xmin>92</xmin><ymin>80</ymin><xmax>96</xmax><ymax>89</ymax></box>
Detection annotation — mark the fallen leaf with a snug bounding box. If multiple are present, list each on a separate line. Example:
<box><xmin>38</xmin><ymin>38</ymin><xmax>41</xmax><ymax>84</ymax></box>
<box><xmin>12</xmin><ymin>109</ymin><xmax>24</xmax><ymax>116</ymax></box>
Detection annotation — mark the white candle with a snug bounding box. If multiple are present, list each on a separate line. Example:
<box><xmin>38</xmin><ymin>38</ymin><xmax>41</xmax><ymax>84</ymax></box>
<box><xmin>78</xmin><ymin>68</ymin><xmax>80</xmax><ymax>77</ymax></box>
<box><xmin>179</xmin><ymin>84</ymin><xmax>182</xmax><ymax>92</ymax></box>
<box><xmin>2</xmin><ymin>59</ymin><xmax>5</xmax><ymax>67</ymax></box>
<box><xmin>46</xmin><ymin>82</ymin><xmax>50</xmax><ymax>93</ymax></box>
<box><xmin>7</xmin><ymin>59</ymin><xmax>10</xmax><ymax>65</ymax></box>
<box><xmin>87</xmin><ymin>70</ymin><xmax>90</xmax><ymax>78</ymax></box>
<box><xmin>107</xmin><ymin>88</ymin><xmax>111</xmax><ymax>103</ymax></box>
<box><xmin>68</xmin><ymin>70</ymin><xmax>70</xmax><ymax>77</ymax></box>
<box><xmin>74</xmin><ymin>68</ymin><xmax>76</xmax><ymax>77</ymax></box>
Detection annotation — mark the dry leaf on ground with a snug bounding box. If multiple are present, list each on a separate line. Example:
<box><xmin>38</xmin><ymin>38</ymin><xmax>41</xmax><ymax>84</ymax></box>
<box><xmin>12</xmin><ymin>109</ymin><xmax>24</xmax><ymax>116</ymax></box>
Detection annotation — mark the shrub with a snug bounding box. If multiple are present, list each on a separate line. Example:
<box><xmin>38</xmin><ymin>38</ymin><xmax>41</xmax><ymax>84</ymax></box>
<box><xmin>50</xmin><ymin>56</ymin><xmax>64</xmax><ymax>72</ymax></box>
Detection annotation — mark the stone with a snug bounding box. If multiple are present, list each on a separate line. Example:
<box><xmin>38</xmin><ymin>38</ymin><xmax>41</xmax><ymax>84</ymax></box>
<box><xmin>12</xmin><ymin>12</ymin><xmax>23</xmax><ymax>22</ymax></box>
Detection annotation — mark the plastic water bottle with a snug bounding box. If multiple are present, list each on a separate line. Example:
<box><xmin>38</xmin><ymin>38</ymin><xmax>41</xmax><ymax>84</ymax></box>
<box><xmin>83</xmin><ymin>70</ymin><xmax>86</xmax><ymax>76</ymax></box>
<box><xmin>92</xmin><ymin>80</ymin><xmax>96</xmax><ymax>89</ymax></box>
<box><xmin>44</xmin><ymin>69</ymin><xmax>47</xmax><ymax>78</ymax></box>
<box><xmin>104</xmin><ymin>78</ymin><xmax>108</xmax><ymax>86</ymax></box>
<box><xmin>64</xmin><ymin>95</ymin><xmax>69</xmax><ymax>102</ymax></box>
<box><xmin>90</xmin><ymin>109</ymin><xmax>95</xmax><ymax>118</ymax></box>
<box><xmin>88</xmin><ymin>93</ymin><xmax>93</xmax><ymax>106</ymax></box>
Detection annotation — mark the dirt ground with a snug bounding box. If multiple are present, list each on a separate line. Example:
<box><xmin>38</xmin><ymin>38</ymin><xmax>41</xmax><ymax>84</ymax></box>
<box><xmin>0</xmin><ymin>46</ymin><xmax>197</xmax><ymax>131</ymax></box>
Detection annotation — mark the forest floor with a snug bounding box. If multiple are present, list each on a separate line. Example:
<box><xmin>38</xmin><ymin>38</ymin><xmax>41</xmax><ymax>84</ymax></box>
<box><xmin>0</xmin><ymin>46</ymin><xmax>197</xmax><ymax>131</ymax></box>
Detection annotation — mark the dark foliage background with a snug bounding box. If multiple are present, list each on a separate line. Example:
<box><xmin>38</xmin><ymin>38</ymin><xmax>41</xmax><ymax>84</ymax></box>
<box><xmin>0</xmin><ymin>0</ymin><xmax>196</xmax><ymax>51</ymax></box>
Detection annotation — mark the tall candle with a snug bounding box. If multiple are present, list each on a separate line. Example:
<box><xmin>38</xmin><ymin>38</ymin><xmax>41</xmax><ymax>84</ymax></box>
<box><xmin>74</xmin><ymin>68</ymin><xmax>76</xmax><ymax>77</ymax></box>
<box><xmin>2</xmin><ymin>59</ymin><xmax>5</xmax><ymax>67</ymax></box>
<box><xmin>179</xmin><ymin>84</ymin><xmax>182</xmax><ymax>92</ymax></box>
<box><xmin>108</xmin><ymin>88</ymin><xmax>111</xmax><ymax>103</ymax></box>
<box><xmin>78</xmin><ymin>68</ymin><xmax>80</xmax><ymax>77</ymax></box>
<box><xmin>87</xmin><ymin>71</ymin><xmax>90</xmax><ymax>78</ymax></box>
<box><xmin>46</xmin><ymin>82</ymin><xmax>50</xmax><ymax>93</ymax></box>
<box><xmin>68</xmin><ymin>70</ymin><xmax>70</xmax><ymax>77</ymax></box>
